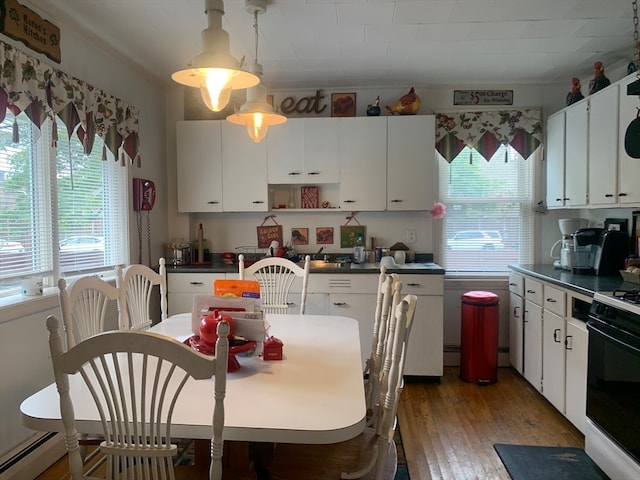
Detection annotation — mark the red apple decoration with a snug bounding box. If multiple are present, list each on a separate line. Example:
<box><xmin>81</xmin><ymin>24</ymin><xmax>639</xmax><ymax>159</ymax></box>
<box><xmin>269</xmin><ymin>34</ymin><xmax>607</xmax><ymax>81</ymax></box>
<box><xmin>200</xmin><ymin>311</ymin><xmax>234</xmax><ymax>346</ymax></box>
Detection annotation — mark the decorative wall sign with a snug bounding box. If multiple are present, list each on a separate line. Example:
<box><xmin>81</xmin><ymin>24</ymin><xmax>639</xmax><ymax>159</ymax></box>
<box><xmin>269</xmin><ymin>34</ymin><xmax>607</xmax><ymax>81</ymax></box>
<box><xmin>331</xmin><ymin>93</ymin><xmax>356</xmax><ymax>117</ymax></box>
<box><xmin>291</xmin><ymin>228</ymin><xmax>308</xmax><ymax>245</ymax></box>
<box><xmin>316</xmin><ymin>227</ymin><xmax>333</xmax><ymax>244</ymax></box>
<box><xmin>257</xmin><ymin>215</ymin><xmax>283</xmax><ymax>248</ymax></box>
<box><xmin>453</xmin><ymin>90</ymin><xmax>513</xmax><ymax>106</ymax></box>
<box><xmin>340</xmin><ymin>225</ymin><xmax>366</xmax><ymax>248</ymax></box>
<box><xmin>0</xmin><ymin>0</ymin><xmax>61</xmax><ymax>63</ymax></box>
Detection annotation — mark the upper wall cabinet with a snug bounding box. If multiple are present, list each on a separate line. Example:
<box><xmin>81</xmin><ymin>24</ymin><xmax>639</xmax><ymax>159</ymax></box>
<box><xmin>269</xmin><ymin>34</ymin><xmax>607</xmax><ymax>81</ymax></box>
<box><xmin>618</xmin><ymin>75</ymin><xmax>640</xmax><ymax>205</ymax></box>
<box><xmin>588</xmin><ymin>84</ymin><xmax>619</xmax><ymax>207</ymax></box>
<box><xmin>267</xmin><ymin>118</ymin><xmax>340</xmax><ymax>184</ymax></box>
<box><xmin>546</xmin><ymin>111</ymin><xmax>566</xmax><ymax>208</ymax></box>
<box><xmin>564</xmin><ymin>101</ymin><xmax>588</xmax><ymax>207</ymax></box>
<box><xmin>176</xmin><ymin>120</ymin><xmax>223</xmax><ymax>212</ymax></box>
<box><xmin>221</xmin><ymin>122</ymin><xmax>269</xmax><ymax>212</ymax></box>
<box><xmin>387</xmin><ymin>115</ymin><xmax>436</xmax><ymax>211</ymax></box>
<box><xmin>339</xmin><ymin>117</ymin><xmax>388</xmax><ymax>211</ymax></box>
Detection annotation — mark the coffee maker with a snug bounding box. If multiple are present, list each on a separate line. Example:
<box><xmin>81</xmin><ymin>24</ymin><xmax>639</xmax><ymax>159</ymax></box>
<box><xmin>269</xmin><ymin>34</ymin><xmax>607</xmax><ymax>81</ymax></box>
<box><xmin>593</xmin><ymin>230</ymin><xmax>630</xmax><ymax>275</ymax></box>
<box><xmin>550</xmin><ymin>218</ymin><xmax>589</xmax><ymax>269</ymax></box>
<box><xmin>571</xmin><ymin>228</ymin><xmax>604</xmax><ymax>274</ymax></box>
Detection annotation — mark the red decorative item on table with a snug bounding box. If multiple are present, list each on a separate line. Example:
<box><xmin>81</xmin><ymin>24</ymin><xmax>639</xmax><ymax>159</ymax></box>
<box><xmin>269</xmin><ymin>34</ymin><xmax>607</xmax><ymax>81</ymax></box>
<box><xmin>200</xmin><ymin>311</ymin><xmax>234</xmax><ymax>345</ymax></box>
<box><xmin>263</xmin><ymin>336</ymin><xmax>283</xmax><ymax>361</ymax></box>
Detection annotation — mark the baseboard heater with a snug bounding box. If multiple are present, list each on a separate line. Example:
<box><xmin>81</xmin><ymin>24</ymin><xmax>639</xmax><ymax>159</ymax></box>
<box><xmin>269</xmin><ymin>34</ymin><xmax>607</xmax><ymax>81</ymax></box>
<box><xmin>0</xmin><ymin>432</ymin><xmax>65</xmax><ymax>480</ymax></box>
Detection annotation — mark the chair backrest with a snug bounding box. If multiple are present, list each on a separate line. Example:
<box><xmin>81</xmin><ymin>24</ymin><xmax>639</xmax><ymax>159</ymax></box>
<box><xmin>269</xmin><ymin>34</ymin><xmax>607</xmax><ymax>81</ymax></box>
<box><xmin>46</xmin><ymin>314</ymin><xmax>229</xmax><ymax>480</ymax></box>
<box><xmin>116</xmin><ymin>257</ymin><xmax>168</xmax><ymax>331</ymax></box>
<box><xmin>58</xmin><ymin>276</ymin><xmax>120</xmax><ymax>350</ymax></box>
<box><xmin>238</xmin><ymin>254</ymin><xmax>310</xmax><ymax>314</ymax></box>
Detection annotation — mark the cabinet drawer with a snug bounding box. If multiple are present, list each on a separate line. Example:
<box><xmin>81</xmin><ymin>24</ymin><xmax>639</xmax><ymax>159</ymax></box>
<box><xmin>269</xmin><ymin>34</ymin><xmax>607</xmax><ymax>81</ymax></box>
<box><xmin>544</xmin><ymin>284</ymin><xmax>566</xmax><ymax>317</ymax></box>
<box><xmin>508</xmin><ymin>272</ymin><xmax>524</xmax><ymax>296</ymax></box>
<box><xmin>308</xmin><ymin>274</ymin><xmax>379</xmax><ymax>294</ymax></box>
<box><xmin>524</xmin><ymin>277</ymin><xmax>543</xmax><ymax>305</ymax></box>
<box><xmin>400</xmin><ymin>275</ymin><xmax>444</xmax><ymax>296</ymax></box>
<box><xmin>167</xmin><ymin>273</ymin><xmax>225</xmax><ymax>293</ymax></box>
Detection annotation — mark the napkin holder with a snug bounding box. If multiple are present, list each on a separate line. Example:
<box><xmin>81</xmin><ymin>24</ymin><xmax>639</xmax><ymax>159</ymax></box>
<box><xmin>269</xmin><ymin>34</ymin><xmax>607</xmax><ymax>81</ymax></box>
<box><xmin>263</xmin><ymin>336</ymin><xmax>283</xmax><ymax>361</ymax></box>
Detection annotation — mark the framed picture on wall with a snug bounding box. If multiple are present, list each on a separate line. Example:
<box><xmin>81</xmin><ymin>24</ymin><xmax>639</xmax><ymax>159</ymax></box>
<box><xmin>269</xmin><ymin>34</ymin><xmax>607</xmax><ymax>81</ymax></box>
<box><xmin>331</xmin><ymin>93</ymin><xmax>356</xmax><ymax>117</ymax></box>
<box><xmin>316</xmin><ymin>227</ymin><xmax>333</xmax><ymax>244</ymax></box>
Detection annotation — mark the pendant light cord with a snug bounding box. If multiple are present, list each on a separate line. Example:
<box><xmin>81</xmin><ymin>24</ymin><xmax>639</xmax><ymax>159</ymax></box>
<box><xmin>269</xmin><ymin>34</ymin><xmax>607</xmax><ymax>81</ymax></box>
<box><xmin>253</xmin><ymin>10</ymin><xmax>259</xmax><ymax>66</ymax></box>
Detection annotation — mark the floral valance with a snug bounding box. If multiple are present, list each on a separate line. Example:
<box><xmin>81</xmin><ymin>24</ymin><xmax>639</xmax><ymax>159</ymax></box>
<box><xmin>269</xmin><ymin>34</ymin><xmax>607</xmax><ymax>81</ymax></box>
<box><xmin>435</xmin><ymin>109</ymin><xmax>542</xmax><ymax>162</ymax></box>
<box><xmin>0</xmin><ymin>40</ymin><xmax>140</xmax><ymax>166</ymax></box>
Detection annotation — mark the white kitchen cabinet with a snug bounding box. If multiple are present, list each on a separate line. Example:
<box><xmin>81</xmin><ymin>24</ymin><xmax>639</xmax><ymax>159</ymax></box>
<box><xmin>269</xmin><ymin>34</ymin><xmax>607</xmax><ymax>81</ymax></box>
<box><xmin>618</xmin><ymin>74</ymin><xmax>640</xmax><ymax>205</ymax></box>
<box><xmin>339</xmin><ymin>117</ymin><xmax>387</xmax><ymax>211</ymax></box>
<box><xmin>329</xmin><ymin>292</ymin><xmax>377</xmax><ymax>370</ymax></box>
<box><xmin>564</xmin><ymin>101</ymin><xmax>588</xmax><ymax>207</ymax></box>
<box><xmin>166</xmin><ymin>272</ymin><xmax>226</xmax><ymax>316</ymax></box>
<box><xmin>387</xmin><ymin>115</ymin><xmax>436</xmax><ymax>211</ymax></box>
<box><xmin>176</xmin><ymin>121</ymin><xmax>223</xmax><ymax>212</ymax></box>
<box><xmin>221</xmin><ymin>121</ymin><xmax>268</xmax><ymax>212</ymax></box>
<box><xmin>523</xmin><ymin>277</ymin><xmax>543</xmax><ymax>391</ymax></box>
<box><xmin>546</xmin><ymin>111</ymin><xmax>566</xmax><ymax>208</ymax></box>
<box><xmin>565</xmin><ymin>317</ymin><xmax>588</xmax><ymax>433</ymax></box>
<box><xmin>542</xmin><ymin>309</ymin><xmax>566</xmax><ymax>412</ymax></box>
<box><xmin>267</xmin><ymin>118</ymin><xmax>339</xmax><ymax>184</ymax></box>
<box><xmin>508</xmin><ymin>271</ymin><xmax>524</xmax><ymax>374</ymax></box>
<box><xmin>588</xmin><ymin>84</ymin><xmax>619</xmax><ymax>206</ymax></box>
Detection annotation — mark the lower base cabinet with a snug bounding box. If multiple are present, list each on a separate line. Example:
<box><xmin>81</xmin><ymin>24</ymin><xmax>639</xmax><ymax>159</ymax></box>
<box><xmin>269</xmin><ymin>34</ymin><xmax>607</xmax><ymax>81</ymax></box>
<box><xmin>168</xmin><ymin>270</ymin><xmax>444</xmax><ymax>377</ymax></box>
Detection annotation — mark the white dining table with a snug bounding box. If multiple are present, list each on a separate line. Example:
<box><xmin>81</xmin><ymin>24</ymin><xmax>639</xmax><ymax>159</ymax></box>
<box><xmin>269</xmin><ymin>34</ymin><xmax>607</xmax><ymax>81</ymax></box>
<box><xmin>21</xmin><ymin>313</ymin><xmax>366</xmax><ymax>445</ymax></box>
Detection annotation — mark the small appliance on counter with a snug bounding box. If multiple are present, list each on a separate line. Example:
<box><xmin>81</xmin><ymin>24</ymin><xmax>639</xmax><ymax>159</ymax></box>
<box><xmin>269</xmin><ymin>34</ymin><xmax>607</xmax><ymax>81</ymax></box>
<box><xmin>592</xmin><ymin>230</ymin><xmax>630</xmax><ymax>276</ymax></box>
<box><xmin>551</xmin><ymin>218</ymin><xmax>589</xmax><ymax>269</ymax></box>
<box><xmin>571</xmin><ymin>227</ymin><xmax>603</xmax><ymax>274</ymax></box>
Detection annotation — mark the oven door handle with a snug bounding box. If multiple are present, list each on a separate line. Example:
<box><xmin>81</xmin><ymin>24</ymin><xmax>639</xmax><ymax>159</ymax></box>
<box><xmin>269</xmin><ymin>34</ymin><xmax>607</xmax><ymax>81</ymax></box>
<box><xmin>587</xmin><ymin>320</ymin><xmax>640</xmax><ymax>355</ymax></box>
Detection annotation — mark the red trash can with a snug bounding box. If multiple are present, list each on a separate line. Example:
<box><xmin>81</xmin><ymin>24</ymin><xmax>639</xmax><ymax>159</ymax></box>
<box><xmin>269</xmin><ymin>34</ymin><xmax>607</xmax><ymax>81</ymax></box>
<box><xmin>460</xmin><ymin>290</ymin><xmax>499</xmax><ymax>384</ymax></box>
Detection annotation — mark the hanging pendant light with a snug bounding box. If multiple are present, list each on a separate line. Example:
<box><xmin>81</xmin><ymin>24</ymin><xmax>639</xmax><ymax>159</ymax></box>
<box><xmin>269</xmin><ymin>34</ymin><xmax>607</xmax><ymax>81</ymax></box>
<box><xmin>226</xmin><ymin>0</ymin><xmax>286</xmax><ymax>142</ymax></box>
<box><xmin>172</xmin><ymin>0</ymin><xmax>260</xmax><ymax>112</ymax></box>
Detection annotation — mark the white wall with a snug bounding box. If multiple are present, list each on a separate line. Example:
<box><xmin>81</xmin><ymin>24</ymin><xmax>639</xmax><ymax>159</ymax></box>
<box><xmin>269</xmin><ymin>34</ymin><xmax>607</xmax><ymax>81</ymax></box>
<box><xmin>0</xmin><ymin>1</ymin><xmax>168</xmax><ymax>460</ymax></box>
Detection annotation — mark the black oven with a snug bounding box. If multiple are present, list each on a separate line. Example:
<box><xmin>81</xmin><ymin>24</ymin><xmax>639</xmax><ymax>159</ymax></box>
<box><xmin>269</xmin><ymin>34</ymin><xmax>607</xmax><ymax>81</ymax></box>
<box><xmin>587</xmin><ymin>292</ymin><xmax>640</xmax><ymax>465</ymax></box>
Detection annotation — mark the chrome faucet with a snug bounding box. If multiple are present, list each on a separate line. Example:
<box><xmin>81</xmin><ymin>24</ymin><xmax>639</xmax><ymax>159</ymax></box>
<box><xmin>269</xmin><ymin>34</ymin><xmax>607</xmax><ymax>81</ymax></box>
<box><xmin>312</xmin><ymin>247</ymin><xmax>324</xmax><ymax>260</ymax></box>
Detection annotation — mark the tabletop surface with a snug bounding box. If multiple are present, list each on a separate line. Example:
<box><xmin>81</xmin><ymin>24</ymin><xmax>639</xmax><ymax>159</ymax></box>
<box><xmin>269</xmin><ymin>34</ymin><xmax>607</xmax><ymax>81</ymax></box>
<box><xmin>21</xmin><ymin>313</ymin><xmax>367</xmax><ymax>444</ymax></box>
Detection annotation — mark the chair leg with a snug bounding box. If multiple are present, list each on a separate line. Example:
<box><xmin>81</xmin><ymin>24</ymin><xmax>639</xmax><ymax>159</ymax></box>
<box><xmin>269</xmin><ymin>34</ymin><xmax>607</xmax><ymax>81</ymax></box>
<box><xmin>249</xmin><ymin>442</ymin><xmax>275</xmax><ymax>480</ymax></box>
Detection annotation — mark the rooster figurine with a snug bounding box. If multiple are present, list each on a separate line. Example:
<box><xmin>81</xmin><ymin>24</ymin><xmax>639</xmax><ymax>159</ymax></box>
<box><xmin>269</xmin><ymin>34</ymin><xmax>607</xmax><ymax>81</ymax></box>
<box><xmin>588</xmin><ymin>61</ymin><xmax>610</xmax><ymax>95</ymax></box>
<box><xmin>386</xmin><ymin>87</ymin><xmax>421</xmax><ymax>115</ymax></box>
<box><xmin>566</xmin><ymin>77</ymin><xmax>584</xmax><ymax>106</ymax></box>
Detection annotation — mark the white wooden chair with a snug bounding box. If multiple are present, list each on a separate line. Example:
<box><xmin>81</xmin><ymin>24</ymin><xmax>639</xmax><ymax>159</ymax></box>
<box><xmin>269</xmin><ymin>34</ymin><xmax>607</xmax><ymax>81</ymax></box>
<box><xmin>58</xmin><ymin>276</ymin><xmax>120</xmax><ymax>350</ymax></box>
<box><xmin>266</xmin><ymin>293</ymin><xmax>418</xmax><ymax>480</ymax></box>
<box><xmin>238</xmin><ymin>254</ymin><xmax>310</xmax><ymax>314</ymax></box>
<box><xmin>364</xmin><ymin>269</ymin><xmax>400</xmax><ymax>422</ymax></box>
<box><xmin>116</xmin><ymin>257</ymin><xmax>168</xmax><ymax>331</ymax></box>
<box><xmin>45</xmin><ymin>314</ymin><xmax>229</xmax><ymax>480</ymax></box>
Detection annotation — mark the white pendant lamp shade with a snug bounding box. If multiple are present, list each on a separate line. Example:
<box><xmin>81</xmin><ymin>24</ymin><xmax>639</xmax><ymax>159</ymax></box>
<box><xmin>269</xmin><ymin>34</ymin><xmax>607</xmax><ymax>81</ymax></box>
<box><xmin>226</xmin><ymin>0</ymin><xmax>286</xmax><ymax>142</ymax></box>
<box><xmin>227</xmin><ymin>66</ymin><xmax>286</xmax><ymax>142</ymax></box>
<box><xmin>172</xmin><ymin>0</ymin><xmax>260</xmax><ymax>112</ymax></box>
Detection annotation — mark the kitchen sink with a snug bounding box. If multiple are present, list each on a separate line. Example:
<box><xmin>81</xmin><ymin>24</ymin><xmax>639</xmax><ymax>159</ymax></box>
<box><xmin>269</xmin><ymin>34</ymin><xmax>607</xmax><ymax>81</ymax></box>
<box><xmin>304</xmin><ymin>260</ymin><xmax>351</xmax><ymax>270</ymax></box>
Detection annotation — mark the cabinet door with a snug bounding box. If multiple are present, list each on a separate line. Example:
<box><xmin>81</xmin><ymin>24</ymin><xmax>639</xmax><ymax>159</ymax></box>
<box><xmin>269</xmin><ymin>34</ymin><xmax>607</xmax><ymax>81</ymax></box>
<box><xmin>509</xmin><ymin>291</ymin><xmax>524</xmax><ymax>374</ymax></box>
<box><xmin>546</xmin><ymin>112</ymin><xmax>566</xmax><ymax>208</ymax></box>
<box><xmin>329</xmin><ymin>293</ymin><xmax>376</xmax><ymax>369</ymax></box>
<box><xmin>564</xmin><ymin>102</ymin><xmax>588</xmax><ymax>207</ymax></box>
<box><xmin>404</xmin><ymin>294</ymin><xmax>443</xmax><ymax>376</ymax></box>
<box><xmin>618</xmin><ymin>74</ymin><xmax>640</xmax><ymax>204</ymax></box>
<box><xmin>221</xmin><ymin>122</ymin><xmax>268</xmax><ymax>211</ymax></box>
<box><xmin>523</xmin><ymin>299</ymin><xmax>543</xmax><ymax>391</ymax></box>
<box><xmin>267</xmin><ymin>119</ymin><xmax>304</xmax><ymax>184</ymax></box>
<box><xmin>387</xmin><ymin>116</ymin><xmax>436</xmax><ymax>211</ymax></box>
<box><xmin>339</xmin><ymin>117</ymin><xmax>387</xmax><ymax>211</ymax></box>
<box><xmin>588</xmin><ymin>85</ymin><xmax>619</xmax><ymax>206</ymax></box>
<box><xmin>303</xmin><ymin>118</ymin><xmax>340</xmax><ymax>183</ymax></box>
<box><xmin>565</xmin><ymin>319</ymin><xmax>588</xmax><ymax>434</ymax></box>
<box><xmin>176</xmin><ymin>121</ymin><xmax>223</xmax><ymax>212</ymax></box>
<box><xmin>542</xmin><ymin>310</ymin><xmax>565</xmax><ymax>412</ymax></box>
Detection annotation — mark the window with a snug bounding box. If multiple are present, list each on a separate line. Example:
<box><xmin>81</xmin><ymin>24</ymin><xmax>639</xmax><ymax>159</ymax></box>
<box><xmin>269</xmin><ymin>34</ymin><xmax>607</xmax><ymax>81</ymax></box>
<box><xmin>0</xmin><ymin>114</ymin><xmax>128</xmax><ymax>296</ymax></box>
<box><xmin>439</xmin><ymin>145</ymin><xmax>535</xmax><ymax>273</ymax></box>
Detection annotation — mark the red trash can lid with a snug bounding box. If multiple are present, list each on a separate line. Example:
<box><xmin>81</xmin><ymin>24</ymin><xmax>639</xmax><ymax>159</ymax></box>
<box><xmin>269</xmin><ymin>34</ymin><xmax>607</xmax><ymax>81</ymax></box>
<box><xmin>462</xmin><ymin>290</ymin><xmax>499</xmax><ymax>305</ymax></box>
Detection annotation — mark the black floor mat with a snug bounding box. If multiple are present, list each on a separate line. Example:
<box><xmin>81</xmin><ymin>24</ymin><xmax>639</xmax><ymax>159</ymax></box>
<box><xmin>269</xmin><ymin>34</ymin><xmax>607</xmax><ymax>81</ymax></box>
<box><xmin>494</xmin><ymin>444</ymin><xmax>609</xmax><ymax>480</ymax></box>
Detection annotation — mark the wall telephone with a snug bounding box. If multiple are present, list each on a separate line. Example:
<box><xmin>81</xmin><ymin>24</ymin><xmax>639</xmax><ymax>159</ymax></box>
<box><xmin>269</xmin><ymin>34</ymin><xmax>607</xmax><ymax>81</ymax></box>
<box><xmin>133</xmin><ymin>178</ymin><xmax>155</xmax><ymax>266</ymax></box>
<box><xmin>133</xmin><ymin>178</ymin><xmax>156</xmax><ymax>211</ymax></box>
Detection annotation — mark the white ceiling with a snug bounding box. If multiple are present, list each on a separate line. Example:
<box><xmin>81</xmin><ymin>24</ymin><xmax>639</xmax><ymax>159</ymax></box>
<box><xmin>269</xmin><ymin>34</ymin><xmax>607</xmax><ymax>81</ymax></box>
<box><xmin>35</xmin><ymin>0</ymin><xmax>637</xmax><ymax>89</ymax></box>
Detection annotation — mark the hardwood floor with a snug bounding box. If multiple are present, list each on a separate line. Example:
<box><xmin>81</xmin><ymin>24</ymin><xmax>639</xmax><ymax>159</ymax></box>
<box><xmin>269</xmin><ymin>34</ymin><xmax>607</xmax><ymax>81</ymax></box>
<box><xmin>398</xmin><ymin>366</ymin><xmax>584</xmax><ymax>480</ymax></box>
<box><xmin>37</xmin><ymin>366</ymin><xmax>584</xmax><ymax>480</ymax></box>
